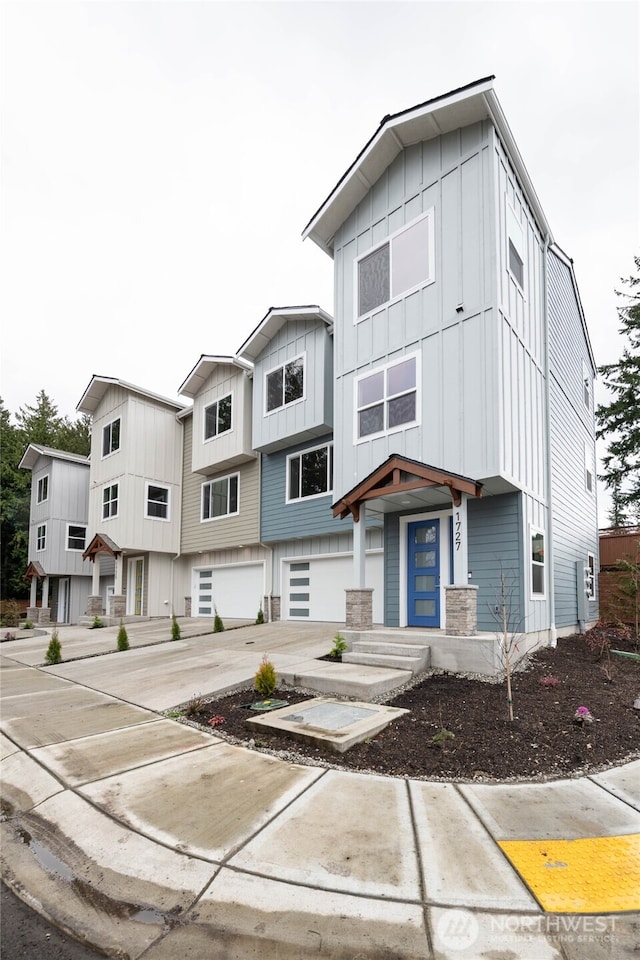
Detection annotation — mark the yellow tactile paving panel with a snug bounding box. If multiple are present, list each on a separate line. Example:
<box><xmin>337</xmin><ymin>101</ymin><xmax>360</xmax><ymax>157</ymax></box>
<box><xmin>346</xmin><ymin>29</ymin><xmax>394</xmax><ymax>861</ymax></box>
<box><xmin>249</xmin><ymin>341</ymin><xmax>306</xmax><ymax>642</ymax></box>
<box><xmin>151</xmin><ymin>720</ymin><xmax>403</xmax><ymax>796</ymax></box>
<box><xmin>498</xmin><ymin>834</ymin><xmax>640</xmax><ymax>913</ymax></box>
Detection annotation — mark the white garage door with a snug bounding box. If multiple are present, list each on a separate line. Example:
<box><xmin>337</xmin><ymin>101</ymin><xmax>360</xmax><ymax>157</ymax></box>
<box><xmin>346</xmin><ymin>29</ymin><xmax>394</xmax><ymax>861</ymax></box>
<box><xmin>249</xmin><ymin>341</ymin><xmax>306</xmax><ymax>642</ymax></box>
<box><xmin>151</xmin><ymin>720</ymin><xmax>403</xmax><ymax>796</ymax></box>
<box><xmin>194</xmin><ymin>564</ymin><xmax>264</xmax><ymax>620</ymax></box>
<box><xmin>285</xmin><ymin>554</ymin><xmax>383</xmax><ymax>623</ymax></box>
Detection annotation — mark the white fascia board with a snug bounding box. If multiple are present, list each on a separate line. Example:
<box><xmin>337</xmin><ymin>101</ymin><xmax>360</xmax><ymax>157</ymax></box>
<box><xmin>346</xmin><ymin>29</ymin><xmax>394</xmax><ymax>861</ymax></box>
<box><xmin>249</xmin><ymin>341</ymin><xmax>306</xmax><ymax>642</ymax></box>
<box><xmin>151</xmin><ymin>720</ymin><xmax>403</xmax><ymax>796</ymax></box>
<box><xmin>237</xmin><ymin>305</ymin><xmax>334</xmax><ymax>362</ymax></box>
<box><xmin>77</xmin><ymin>375</ymin><xmax>183</xmax><ymax>414</ymax></box>
<box><xmin>19</xmin><ymin>443</ymin><xmax>90</xmax><ymax>470</ymax></box>
<box><xmin>178</xmin><ymin>355</ymin><xmax>253</xmax><ymax>399</ymax></box>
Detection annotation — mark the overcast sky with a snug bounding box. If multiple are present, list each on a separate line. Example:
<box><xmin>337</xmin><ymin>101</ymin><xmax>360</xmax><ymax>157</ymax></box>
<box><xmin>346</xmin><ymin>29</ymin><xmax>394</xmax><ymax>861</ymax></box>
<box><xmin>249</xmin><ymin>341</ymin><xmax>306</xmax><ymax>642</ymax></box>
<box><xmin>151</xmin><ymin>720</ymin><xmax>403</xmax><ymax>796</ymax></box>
<box><xmin>1</xmin><ymin>1</ymin><xmax>638</xmax><ymax>521</ymax></box>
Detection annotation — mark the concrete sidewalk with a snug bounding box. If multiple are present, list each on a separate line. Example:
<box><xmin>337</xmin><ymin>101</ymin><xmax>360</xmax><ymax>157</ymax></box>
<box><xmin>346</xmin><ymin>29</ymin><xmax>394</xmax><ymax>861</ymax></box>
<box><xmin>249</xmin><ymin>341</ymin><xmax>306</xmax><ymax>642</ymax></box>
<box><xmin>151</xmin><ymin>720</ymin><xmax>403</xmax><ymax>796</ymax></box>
<box><xmin>1</xmin><ymin>622</ymin><xmax>639</xmax><ymax>959</ymax></box>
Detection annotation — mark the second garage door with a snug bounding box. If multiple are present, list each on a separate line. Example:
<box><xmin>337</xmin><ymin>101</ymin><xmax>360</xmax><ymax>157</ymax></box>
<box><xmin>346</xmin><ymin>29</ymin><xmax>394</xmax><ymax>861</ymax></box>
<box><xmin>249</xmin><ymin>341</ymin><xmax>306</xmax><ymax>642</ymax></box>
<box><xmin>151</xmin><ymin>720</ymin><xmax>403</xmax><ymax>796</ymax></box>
<box><xmin>194</xmin><ymin>563</ymin><xmax>265</xmax><ymax>620</ymax></box>
<box><xmin>284</xmin><ymin>553</ymin><xmax>383</xmax><ymax>623</ymax></box>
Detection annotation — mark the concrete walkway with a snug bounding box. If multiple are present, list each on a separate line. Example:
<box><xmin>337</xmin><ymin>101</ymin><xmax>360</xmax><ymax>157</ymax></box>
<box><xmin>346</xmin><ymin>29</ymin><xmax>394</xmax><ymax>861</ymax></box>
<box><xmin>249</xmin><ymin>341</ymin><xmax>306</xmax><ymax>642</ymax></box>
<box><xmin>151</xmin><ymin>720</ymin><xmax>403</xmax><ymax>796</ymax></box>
<box><xmin>1</xmin><ymin>621</ymin><xmax>639</xmax><ymax>959</ymax></box>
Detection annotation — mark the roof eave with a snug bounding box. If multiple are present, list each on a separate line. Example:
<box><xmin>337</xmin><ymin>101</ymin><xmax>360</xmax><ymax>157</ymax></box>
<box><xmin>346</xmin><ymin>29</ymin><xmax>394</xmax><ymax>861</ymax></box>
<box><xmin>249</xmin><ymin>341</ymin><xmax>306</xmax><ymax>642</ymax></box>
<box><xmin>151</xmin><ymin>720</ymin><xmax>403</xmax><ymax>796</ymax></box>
<box><xmin>178</xmin><ymin>355</ymin><xmax>253</xmax><ymax>399</ymax></box>
<box><xmin>237</xmin><ymin>305</ymin><xmax>334</xmax><ymax>362</ymax></box>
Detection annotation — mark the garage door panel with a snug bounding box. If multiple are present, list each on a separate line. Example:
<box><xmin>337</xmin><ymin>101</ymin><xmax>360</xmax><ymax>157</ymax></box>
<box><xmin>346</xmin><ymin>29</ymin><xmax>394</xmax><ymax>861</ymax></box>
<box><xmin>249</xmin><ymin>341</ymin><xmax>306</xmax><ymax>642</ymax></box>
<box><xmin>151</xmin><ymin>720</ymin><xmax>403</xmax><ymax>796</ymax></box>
<box><xmin>194</xmin><ymin>564</ymin><xmax>264</xmax><ymax>620</ymax></box>
<box><xmin>285</xmin><ymin>555</ymin><xmax>383</xmax><ymax>622</ymax></box>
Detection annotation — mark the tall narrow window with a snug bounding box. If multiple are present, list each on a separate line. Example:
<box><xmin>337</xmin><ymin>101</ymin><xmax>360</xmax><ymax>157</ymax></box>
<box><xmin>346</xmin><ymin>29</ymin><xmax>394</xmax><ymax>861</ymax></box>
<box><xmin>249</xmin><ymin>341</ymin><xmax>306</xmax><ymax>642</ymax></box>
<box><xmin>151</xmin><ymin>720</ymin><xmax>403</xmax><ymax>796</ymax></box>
<box><xmin>36</xmin><ymin>524</ymin><xmax>46</xmax><ymax>551</ymax></box>
<box><xmin>531</xmin><ymin>528</ymin><xmax>545</xmax><ymax>596</ymax></box>
<box><xmin>103</xmin><ymin>483</ymin><xmax>119</xmax><ymax>519</ymax></box>
<box><xmin>265</xmin><ymin>357</ymin><xmax>304</xmax><ymax>412</ymax></box>
<box><xmin>37</xmin><ymin>475</ymin><xmax>49</xmax><ymax>503</ymax></box>
<box><xmin>102</xmin><ymin>418</ymin><xmax>121</xmax><ymax>457</ymax></box>
<box><xmin>582</xmin><ymin>361</ymin><xmax>591</xmax><ymax>409</ymax></box>
<box><xmin>585</xmin><ymin>441</ymin><xmax>594</xmax><ymax>494</ymax></box>
<box><xmin>507</xmin><ymin>204</ymin><xmax>525</xmax><ymax>290</ymax></box>
<box><xmin>202</xmin><ymin>473</ymin><xmax>239</xmax><ymax>520</ymax></box>
<box><xmin>204</xmin><ymin>394</ymin><xmax>232</xmax><ymax>440</ymax></box>
<box><xmin>356</xmin><ymin>209</ymin><xmax>434</xmax><ymax>320</ymax></box>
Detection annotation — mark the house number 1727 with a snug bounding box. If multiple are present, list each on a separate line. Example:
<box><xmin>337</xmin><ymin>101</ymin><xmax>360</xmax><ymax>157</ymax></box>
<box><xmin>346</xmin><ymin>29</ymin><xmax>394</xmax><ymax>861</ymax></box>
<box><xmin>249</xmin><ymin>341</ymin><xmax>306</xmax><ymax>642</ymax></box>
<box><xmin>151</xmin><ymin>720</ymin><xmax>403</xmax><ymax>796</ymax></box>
<box><xmin>455</xmin><ymin>512</ymin><xmax>462</xmax><ymax>551</ymax></box>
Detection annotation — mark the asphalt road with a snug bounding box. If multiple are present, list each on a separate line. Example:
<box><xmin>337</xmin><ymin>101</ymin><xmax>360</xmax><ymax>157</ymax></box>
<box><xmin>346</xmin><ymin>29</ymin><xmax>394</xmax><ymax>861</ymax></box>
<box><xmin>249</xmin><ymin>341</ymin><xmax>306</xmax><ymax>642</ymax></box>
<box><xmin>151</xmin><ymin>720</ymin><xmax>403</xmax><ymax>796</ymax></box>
<box><xmin>1</xmin><ymin>883</ymin><xmax>104</xmax><ymax>959</ymax></box>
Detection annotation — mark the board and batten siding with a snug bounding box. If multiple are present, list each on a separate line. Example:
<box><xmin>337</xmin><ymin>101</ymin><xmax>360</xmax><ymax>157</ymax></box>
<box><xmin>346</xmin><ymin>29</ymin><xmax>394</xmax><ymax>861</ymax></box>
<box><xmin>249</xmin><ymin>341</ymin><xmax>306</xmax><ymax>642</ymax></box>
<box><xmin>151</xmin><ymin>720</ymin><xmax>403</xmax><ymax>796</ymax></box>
<box><xmin>191</xmin><ymin>365</ymin><xmax>254</xmax><ymax>474</ymax></box>
<box><xmin>331</xmin><ymin>121</ymin><xmax>501</xmax><ymax>498</ymax></box>
<box><xmin>260</xmin><ymin>434</ymin><xmax>339</xmax><ymax>542</ymax></box>
<box><xmin>29</xmin><ymin>456</ymin><xmax>90</xmax><ymax>576</ymax></box>
<box><xmin>251</xmin><ymin>315</ymin><xmax>333</xmax><ymax>454</ymax></box>
<box><xmin>547</xmin><ymin>248</ymin><xmax>598</xmax><ymax>628</ymax></box>
<box><xmin>180</xmin><ymin>414</ymin><xmax>260</xmax><ymax>553</ymax></box>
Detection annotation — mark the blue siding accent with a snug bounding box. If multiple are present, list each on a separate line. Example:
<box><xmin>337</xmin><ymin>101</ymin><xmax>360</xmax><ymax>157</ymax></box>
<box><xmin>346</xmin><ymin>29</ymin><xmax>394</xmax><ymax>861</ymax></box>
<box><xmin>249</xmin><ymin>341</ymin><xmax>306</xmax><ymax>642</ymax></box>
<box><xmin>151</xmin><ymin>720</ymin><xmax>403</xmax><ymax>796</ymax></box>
<box><xmin>468</xmin><ymin>493</ymin><xmax>523</xmax><ymax>632</ymax></box>
<box><xmin>547</xmin><ymin>250</ymin><xmax>599</xmax><ymax>627</ymax></box>
<box><xmin>261</xmin><ymin>434</ymin><xmax>342</xmax><ymax>542</ymax></box>
<box><xmin>384</xmin><ymin>514</ymin><xmax>401</xmax><ymax>626</ymax></box>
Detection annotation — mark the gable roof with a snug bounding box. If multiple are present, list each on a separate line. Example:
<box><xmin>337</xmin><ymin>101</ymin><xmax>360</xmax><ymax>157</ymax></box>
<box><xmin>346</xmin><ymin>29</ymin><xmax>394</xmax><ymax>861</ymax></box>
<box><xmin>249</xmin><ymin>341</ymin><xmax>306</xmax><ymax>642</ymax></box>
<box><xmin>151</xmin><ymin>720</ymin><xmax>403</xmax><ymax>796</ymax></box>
<box><xmin>302</xmin><ymin>76</ymin><xmax>552</xmax><ymax>256</ymax></box>
<box><xmin>178</xmin><ymin>355</ymin><xmax>253</xmax><ymax>400</ymax></box>
<box><xmin>237</xmin><ymin>305</ymin><xmax>333</xmax><ymax>362</ymax></box>
<box><xmin>19</xmin><ymin>443</ymin><xmax>90</xmax><ymax>471</ymax></box>
<box><xmin>77</xmin><ymin>376</ymin><xmax>184</xmax><ymax>415</ymax></box>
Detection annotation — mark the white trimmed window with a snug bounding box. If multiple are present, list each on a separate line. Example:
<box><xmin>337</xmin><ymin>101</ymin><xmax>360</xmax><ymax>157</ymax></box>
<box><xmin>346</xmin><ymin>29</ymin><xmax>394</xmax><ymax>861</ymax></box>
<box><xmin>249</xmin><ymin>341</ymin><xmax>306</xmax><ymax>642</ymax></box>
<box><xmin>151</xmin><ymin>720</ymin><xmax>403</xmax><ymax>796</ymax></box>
<box><xmin>531</xmin><ymin>528</ymin><xmax>545</xmax><ymax>597</ymax></box>
<box><xmin>102</xmin><ymin>418</ymin><xmax>121</xmax><ymax>457</ymax></box>
<box><xmin>145</xmin><ymin>483</ymin><xmax>170</xmax><ymax>520</ymax></box>
<box><xmin>265</xmin><ymin>356</ymin><xmax>304</xmax><ymax>413</ymax></box>
<box><xmin>36</xmin><ymin>523</ymin><xmax>46</xmax><ymax>551</ymax></box>
<box><xmin>582</xmin><ymin>361</ymin><xmax>591</xmax><ymax>410</ymax></box>
<box><xmin>356</xmin><ymin>209</ymin><xmax>435</xmax><ymax>320</ymax></box>
<box><xmin>102</xmin><ymin>483</ymin><xmax>119</xmax><ymax>519</ymax></box>
<box><xmin>507</xmin><ymin>203</ymin><xmax>525</xmax><ymax>289</ymax></box>
<box><xmin>586</xmin><ymin>552</ymin><xmax>596</xmax><ymax>600</ymax></box>
<box><xmin>67</xmin><ymin>524</ymin><xmax>87</xmax><ymax>551</ymax></box>
<box><xmin>356</xmin><ymin>354</ymin><xmax>419</xmax><ymax>441</ymax></box>
<box><xmin>287</xmin><ymin>443</ymin><xmax>333</xmax><ymax>502</ymax></box>
<box><xmin>37</xmin><ymin>475</ymin><xmax>49</xmax><ymax>503</ymax></box>
<box><xmin>204</xmin><ymin>394</ymin><xmax>232</xmax><ymax>440</ymax></box>
<box><xmin>202</xmin><ymin>473</ymin><xmax>239</xmax><ymax>521</ymax></box>
<box><xmin>585</xmin><ymin>441</ymin><xmax>594</xmax><ymax>494</ymax></box>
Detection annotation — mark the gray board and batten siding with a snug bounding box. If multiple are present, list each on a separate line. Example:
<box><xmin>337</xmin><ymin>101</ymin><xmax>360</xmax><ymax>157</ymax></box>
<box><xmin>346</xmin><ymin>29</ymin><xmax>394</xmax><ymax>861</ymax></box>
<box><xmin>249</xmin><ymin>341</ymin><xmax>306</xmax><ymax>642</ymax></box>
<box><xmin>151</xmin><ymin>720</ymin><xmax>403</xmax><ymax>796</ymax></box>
<box><xmin>250</xmin><ymin>316</ymin><xmax>334</xmax><ymax>454</ymax></box>
<box><xmin>28</xmin><ymin>454</ymin><xmax>90</xmax><ymax>577</ymax></box>
<box><xmin>547</xmin><ymin>247</ymin><xmax>599</xmax><ymax>628</ymax></box>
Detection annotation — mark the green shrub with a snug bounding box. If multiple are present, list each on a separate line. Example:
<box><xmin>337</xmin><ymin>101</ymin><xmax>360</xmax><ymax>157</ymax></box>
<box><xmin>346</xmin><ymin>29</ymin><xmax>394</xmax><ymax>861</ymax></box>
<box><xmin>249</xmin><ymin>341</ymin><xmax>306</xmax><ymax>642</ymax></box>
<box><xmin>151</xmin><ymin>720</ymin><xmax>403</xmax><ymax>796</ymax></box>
<box><xmin>329</xmin><ymin>632</ymin><xmax>348</xmax><ymax>660</ymax></box>
<box><xmin>1</xmin><ymin>601</ymin><xmax>19</xmax><ymax>627</ymax></box>
<box><xmin>254</xmin><ymin>654</ymin><xmax>277</xmax><ymax>697</ymax></box>
<box><xmin>90</xmin><ymin>615</ymin><xmax>104</xmax><ymax>629</ymax></box>
<box><xmin>117</xmin><ymin>621</ymin><xmax>130</xmax><ymax>651</ymax></box>
<box><xmin>45</xmin><ymin>628</ymin><xmax>62</xmax><ymax>665</ymax></box>
<box><xmin>256</xmin><ymin>607</ymin><xmax>265</xmax><ymax>625</ymax></box>
<box><xmin>22</xmin><ymin>619</ymin><xmax>34</xmax><ymax>630</ymax></box>
<box><xmin>171</xmin><ymin>614</ymin><xmax>181</xmax><ymax>641</ymax></box>
<box><xmin>213</xmin><ymin>606</ymin><xmax>224</xmax><ymax>633</ymax></box>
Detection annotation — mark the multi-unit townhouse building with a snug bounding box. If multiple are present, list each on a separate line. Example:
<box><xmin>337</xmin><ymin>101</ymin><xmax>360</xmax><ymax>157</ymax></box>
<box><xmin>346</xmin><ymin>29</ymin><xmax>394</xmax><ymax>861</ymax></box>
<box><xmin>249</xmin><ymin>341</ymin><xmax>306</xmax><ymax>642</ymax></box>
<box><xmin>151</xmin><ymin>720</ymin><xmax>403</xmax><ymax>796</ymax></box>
<box><xmin>20</xmin><ymin>77</ymin><xmax>598</xmax><ymax>660</ymax></box>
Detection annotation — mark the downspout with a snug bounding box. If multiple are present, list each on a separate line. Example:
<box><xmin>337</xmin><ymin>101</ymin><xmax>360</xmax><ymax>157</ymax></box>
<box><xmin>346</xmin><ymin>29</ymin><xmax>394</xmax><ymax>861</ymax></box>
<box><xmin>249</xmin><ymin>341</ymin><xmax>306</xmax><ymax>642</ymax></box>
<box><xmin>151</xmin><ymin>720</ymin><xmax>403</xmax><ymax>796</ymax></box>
<box><xmin>543</xmin><ymin>236</ymin><xmax>557</xmax><ymax>647</ymax></box>
<box><xmin>258</xmin><ymin>452</ymin><xmax>274</xmax><ymax>620</ymax></box>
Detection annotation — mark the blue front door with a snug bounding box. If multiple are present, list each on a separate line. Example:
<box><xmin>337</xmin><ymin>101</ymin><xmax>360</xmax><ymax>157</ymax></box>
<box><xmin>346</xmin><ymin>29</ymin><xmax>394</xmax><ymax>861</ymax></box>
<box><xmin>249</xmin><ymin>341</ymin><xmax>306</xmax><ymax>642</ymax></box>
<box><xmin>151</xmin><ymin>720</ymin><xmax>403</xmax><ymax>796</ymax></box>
<box><xmin>408</xmin><ymin>519</ymin><xmax>440</xmax><ymax>627</ymax></box>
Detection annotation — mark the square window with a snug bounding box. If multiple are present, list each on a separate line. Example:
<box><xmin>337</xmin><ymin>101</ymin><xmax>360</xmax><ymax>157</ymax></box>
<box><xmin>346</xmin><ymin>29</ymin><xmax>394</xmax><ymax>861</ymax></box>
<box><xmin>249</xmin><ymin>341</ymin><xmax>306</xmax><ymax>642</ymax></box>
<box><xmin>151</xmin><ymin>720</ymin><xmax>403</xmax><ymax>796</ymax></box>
<box><xmin>265</xmin><ymin>357</ymin><xmax>304</xmax><ymax>413</ymax></box>
<box><xmin>146</xmin><ymin>484</ymin><xmax>169</xmax><ymax>520</ymax></box>
<box><xmin>287</xmin><ymin>444</ymin><xmax>333</xmax><ymax>502</ymax></box>
<box><xmin>202</xmin><ymin>473</ymin><xmax>239</xmax><ymax>520</ymax></box>
<box><xmin>356</xmin><ymin>354</ymin><xmax>418</xmax><ymax>440</ymax></box>
<box><xmin>204</xmin><ymin>394</ymin><xmax>232</xmax><ymax>440</ymax></box>
<box><xmin>67</xmin><ymin>525</ymin><xmax>87</xmax><ymax>550</ymax></box>
<box><xmin>102</xmin><ymin>418</ymin><xmax>121</xmax><ymax>457</ymax></box>
<box><xmin>37</xmin><ymin>475</ymin><xmax>49</xmax><ymax>503</ymax></box>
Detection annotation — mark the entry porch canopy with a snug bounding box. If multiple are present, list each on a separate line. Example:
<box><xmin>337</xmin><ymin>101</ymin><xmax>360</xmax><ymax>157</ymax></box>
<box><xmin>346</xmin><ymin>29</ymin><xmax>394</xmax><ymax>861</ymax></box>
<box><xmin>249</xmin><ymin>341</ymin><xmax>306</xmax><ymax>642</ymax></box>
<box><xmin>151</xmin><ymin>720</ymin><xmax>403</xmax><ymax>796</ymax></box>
<box><xmin>83</xmin><ymin>533</ymin><xmax>124</xmax><ymax>600</ymax></box>
<box><xmin>332</xmin><ymin>454</ymin><xmax>483</xmax><ymax>589</ymax></box>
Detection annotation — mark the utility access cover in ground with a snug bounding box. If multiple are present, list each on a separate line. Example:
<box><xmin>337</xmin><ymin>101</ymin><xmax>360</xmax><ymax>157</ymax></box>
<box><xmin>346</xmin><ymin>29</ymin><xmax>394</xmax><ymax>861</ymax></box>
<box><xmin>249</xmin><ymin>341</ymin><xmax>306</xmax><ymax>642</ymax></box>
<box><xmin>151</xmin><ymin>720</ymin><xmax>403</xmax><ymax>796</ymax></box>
<box><xmin>246</xmin><ymin>697</ymin><xmax>408</xmax><ymax>753</ymax></box>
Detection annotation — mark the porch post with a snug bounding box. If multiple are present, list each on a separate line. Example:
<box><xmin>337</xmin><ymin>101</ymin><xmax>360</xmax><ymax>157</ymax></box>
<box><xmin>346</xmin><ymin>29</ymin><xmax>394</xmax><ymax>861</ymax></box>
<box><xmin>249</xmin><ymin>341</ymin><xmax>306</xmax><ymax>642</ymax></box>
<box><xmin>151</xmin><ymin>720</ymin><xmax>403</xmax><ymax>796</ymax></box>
<box><xmin>346</xmin><ymin>504</ymin><xmax>373</xmax><ymax>630</ymax></box>
<box><xmin>452</xmin><ymin>494</ymin><xmax>469</xmax><ymax>585</ymax></box>
<box><xmin>41</xmin><ymin>576</ymin><xmax>49</xmax><ymax>608</ymax></box>
<box><xmin>91</xmin><ymin>556</ymin><xmax>101</xmax><ymax>595</ymax></box>
<box><xmin>29</xmin><ymin>576</ymin><xmax>37</xmax><ymax>607</ymax></box>
<box><xmin>353</xmin><ymin>502</ymin><xmax>366</xmax><ymax>587</ymax></box>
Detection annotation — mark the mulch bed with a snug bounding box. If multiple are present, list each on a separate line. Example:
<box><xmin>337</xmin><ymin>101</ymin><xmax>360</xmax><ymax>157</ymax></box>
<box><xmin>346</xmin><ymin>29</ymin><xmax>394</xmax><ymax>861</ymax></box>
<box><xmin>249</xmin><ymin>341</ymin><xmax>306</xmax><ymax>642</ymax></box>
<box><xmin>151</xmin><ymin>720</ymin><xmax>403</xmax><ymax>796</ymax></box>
<box><xmin>183</xmin><ymin>632</ymin><xmax>640</xmax><ymax>782</ymax></box>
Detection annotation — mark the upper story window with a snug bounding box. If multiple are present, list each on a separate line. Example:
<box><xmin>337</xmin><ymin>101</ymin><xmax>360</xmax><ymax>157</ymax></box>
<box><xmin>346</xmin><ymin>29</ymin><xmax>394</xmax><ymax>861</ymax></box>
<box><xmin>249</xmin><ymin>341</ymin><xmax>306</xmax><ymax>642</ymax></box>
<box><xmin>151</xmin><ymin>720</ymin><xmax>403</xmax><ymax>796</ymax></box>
<box><xmin>145</xmin><ymin>483</ymin><xmax>170</xmax><ymax>520</ymax></box>
<box><xmin>265</xmin><ymin>356</ymin><xmax>304</xmax><ymax>413</ymax></box>
<box><xmin>67</xmin><ymin>524</ymin><xmax>87</xmax><ymax>551</ymax></box>
<box><xmin>582</xmin><ymin>361</ymin><xmax>591</xmax><ymax>410</ymax></box>
<box><xmin>204</xmin><ymin>394</ymin><xmax>232</xmax><ymax>440</ymax></box>
<box><xmin>287</xmin><ymin>443</ymin><xmax>333</xmax><ymax>503</ymax></box>
<box><xmin>356</xmin><ymin>354</ymin><xmax>418</xmax><ymax>441</ymax></box>
<box><xmin>102</xmin><ymin>418</ymin><xmax>121</xmax><ymax>457</ymax></box>
<box><xmin>37</xmin><ymin>475</ymin><xmax>49</xmax><ymax>503</ymax></box>
<box><xmin>202</xmin><ymin>472</ymin><xmax>239</xmax><ymax>521</ymax></box>
<box><xmin>506</xmin><ymin>204</ymin><xmax>525</xmax><ymax>290</ymax></box>
<box><xmin>585</xmin><ymin>441</ymin><xmax>594</xmax><ymax>495</ymax></box>
<box><xmin>356</xmin><ymin>209</ymin><xmax>435</xmax><ymax>321</ymax></box>
<box><xmin>531</xmin><ymin>528</ymin><xmax>545</xmax><ymax>597</ymax></box>
<box><xmin>102</xmin><ymin>483</ymin><xmax>119</xmax><ymax>519</ymax></box>
<box><xmin>36</xmin><ymin>523</ymin><xmax>46</xmax><ymax>551</ymax></box>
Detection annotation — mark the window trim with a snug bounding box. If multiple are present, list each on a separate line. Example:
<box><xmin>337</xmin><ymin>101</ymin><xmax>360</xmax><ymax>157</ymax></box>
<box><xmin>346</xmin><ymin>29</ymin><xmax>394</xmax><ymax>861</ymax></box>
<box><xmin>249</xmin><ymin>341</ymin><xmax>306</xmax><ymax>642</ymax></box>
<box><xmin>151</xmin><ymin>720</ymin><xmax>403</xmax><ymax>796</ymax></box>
<box><xmin>102</xmin><ymin>482</ymin><xmax>119</xmax><ymax>520</ymax></box>
<box><xmin>66</xmin><ymin>523</ymin><xmax>87</xmax><ymax>552</ymax></box>
<box><xmin>354</xmin><ymin>352</ymin><xmax>420</xmax><ymax>443</ymax></box>
<box><xmin>36</xmin><ymin>523</ymin><xmax>47</xmax><ymax>552</ymax></box>
<box><xmin>586</xmin><ymin>552</ymin><xmax>596</xmax><ymax>600</ymax></box>
<box><xmin>506</xmin><ymin>202</ymin><xmax>525</xmax><ymax>292</ymax></box>
<box><xmin>203</xmin><ymin>392</ymin><xmax>233</xmax><ymax>442</ymax></box>
<box><xmin>37</xmin><ymin>474</ymin><xmax>49</xmax><ymax>504</ymax></box>
<box><xmin>354</xmin><ymin>208</ymin><xmax>435</xmax><ymax>323</ymax></box>
<box><xmin>286</xmin><ymin>442</ymin><xmax>334</xmax><ymax>504</ymax></box>
<box><xmin>264</xmin><ymin>353</ymin><xmax>306</xmax><ymax>415</ymax></box>
<box><xmin>102</xmin><ymin>417</ymin><xmax>121</xmax><ymax>458</ymax></box>
<box><xmin>584</xmin><ymin>441</ymin><xmax>594</xmax><ymax>495</ymax></box>
<box><xmin>582</xmin><ymin>361</ymin><xmax>591</xmax><ymax>410</ymax></box>
<box><xmin>201</xmin><ymin>472</ymin><xmax>240</xmax><ymax>522</ymax></box>
<box><xmin>145</xmin><ymin>482</ymin><xmax>171</xmax><ymax>521</ymax></box>
<box><xmin>530</xmin><ymin>526</ymin><xmax>545</xmax><ymax>599</ymax></box>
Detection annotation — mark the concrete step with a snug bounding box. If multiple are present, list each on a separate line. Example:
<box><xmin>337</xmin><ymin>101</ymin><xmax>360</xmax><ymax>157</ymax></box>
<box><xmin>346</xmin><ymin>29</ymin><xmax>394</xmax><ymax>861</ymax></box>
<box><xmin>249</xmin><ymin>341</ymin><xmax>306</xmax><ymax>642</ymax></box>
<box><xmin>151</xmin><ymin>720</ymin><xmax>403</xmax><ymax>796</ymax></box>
<box><xmin>352</xmin><ymin>640</ymin><xmax>430</xmax><ymax>658</ymax></box>
<box><xmin>343</xmin><ymin>648</ymin><xmax>430</xmax><ymax>674</ymax></box>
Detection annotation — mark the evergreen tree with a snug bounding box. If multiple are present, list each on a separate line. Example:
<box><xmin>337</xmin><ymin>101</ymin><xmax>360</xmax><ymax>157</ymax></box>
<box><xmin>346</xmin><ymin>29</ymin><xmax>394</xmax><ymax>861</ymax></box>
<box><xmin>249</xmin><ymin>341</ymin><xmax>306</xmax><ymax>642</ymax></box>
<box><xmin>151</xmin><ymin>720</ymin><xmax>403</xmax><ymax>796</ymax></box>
<box><xmin>596</xmin><ymin>257</ymin><xmax>640</xmax><ymax>525</ymax></box>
